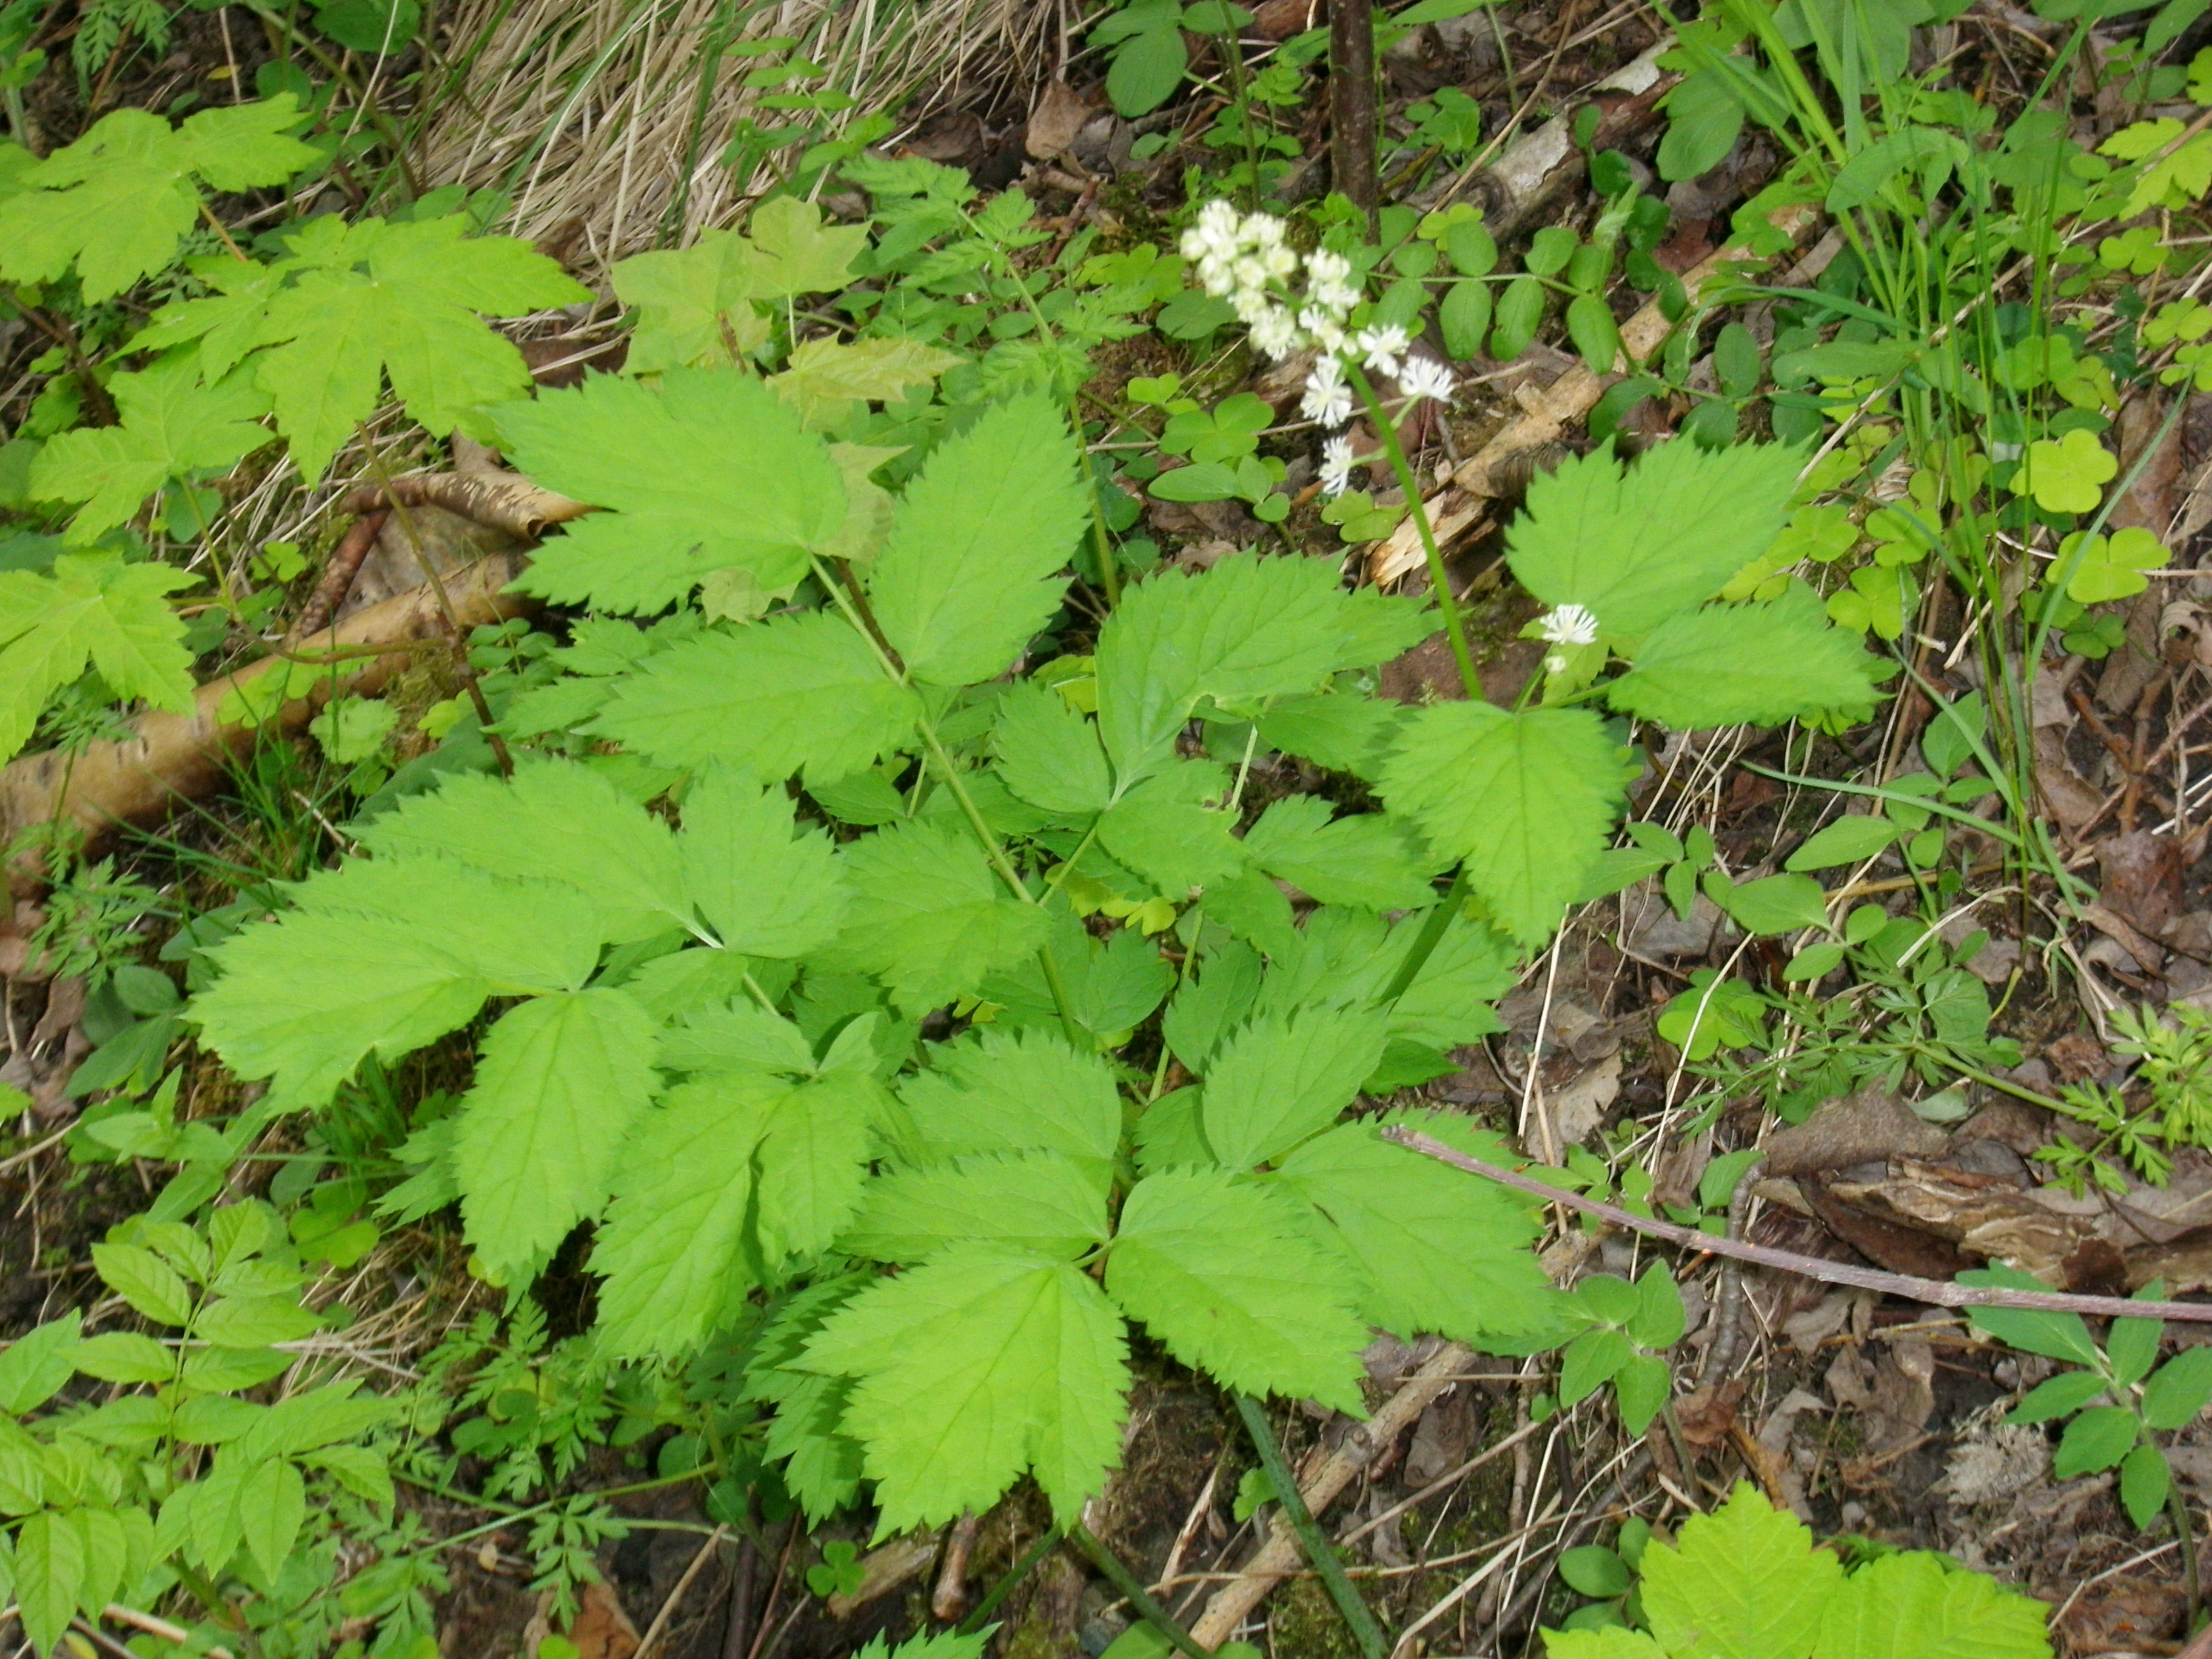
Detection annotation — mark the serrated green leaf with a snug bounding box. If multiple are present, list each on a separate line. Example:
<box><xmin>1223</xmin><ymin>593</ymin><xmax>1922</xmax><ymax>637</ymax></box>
<box><xmin>748</xmin><ymin>195</ymin><xmax>870</xmax><ymax>298</ymax></box>
<box><xmin>0</xmin><ymin>551</ymin><xmax>197</xmax><ymax>763</ymax></box>
<box><xmin>71</xmin><ymin>1332</ymin><xmax>177</xmax><ymax>1383</ymax></box>
<box><xmin>1255</xmin><ymin>692</ymin><xmax>1408</xmax><ymax>782</ymax></box>
<box><xmin>28</xmin><ymin>355</ymin><xmax>271</xmax><ymax>540</ymax></box>
<box><xmin>2108</xmin><ymin>1309</ymin><xmax>2163</xmax><ymax>1387</ymax></box>
<box><xmin>991</xmin><ymin>680</ymin><xmax>1112</xmax><ymax>816</ymax></box>
<box><xmin>611</xmin><ymin>229</ymin><xmax>768</xmax><ymax>373</ymax></box>
<box><xmin>2009</xmin><ymin>1369</ymin><xmax>2108</xmax><ymax>1423</ymax></box>
<box><xmin>804</xmin><ymin>1246</ymin><xmax>1130</xmax><ymax>1532</ymax></box>
<box><xmin>14</xmin><ymin>1510</ymin><xmax>84</xmax><ymax>1655</ymax></box>
<box><xmin>193</xmin><ymin>863</ymin><xmax>602</xmax><ymax>1109</ymax></box>
<box><xmin>0</xmin><ymin>98</ymin><xmax>317</xmax><ymax>301</ymax></box>
<box><xmin>1275</xmin><ymin>1115</ymin><xmax>1552</xmax><ymax>1342</ymax></box>
<box><xmin>842</xmin><ymin>1151</ymin><xmax>1108</xmax><ymax>1263</ymax></box>
<box><xmin>1815</xmin><ymin>1549</ymin><xmax>2052</xmax><ymax>1659</ymax></box>
<box><xmin>92</xmin><ymin>1241</ymin><xmax>195</xmax><ymax>1326</ymax></box>
<box><xmin>1606</xmin><ymin>588</ymin><xmax>1885</xmax><ymax>728</ymax></box>
<box><xmin>1241</xmin><ymin>796</ymin><xmax>1445</xmax><ymax>909</ymax></box>
<box><xmin>502</xmin><ymin>367</ymin><xmax>845</xmax><ymax>612</ymax></box>
<box><xmin>1544</xmin><ymin>1626</ymin><xmax>1669</xmax><ymax>1659</ymax></box>
<box><xmin>1161</xmin><ymin>943</ymin><xmax>1262</xmax><ymax>1073</ymax></box>
<box><xmin>679</xmin><ymin>767</ymin><xmax>848</xmax><ymax>956</ymax></box>
<box><xmin>978</xmin><ymin>910</ymin><xmax>1173</xmax><ymax>1044</ymax></box>
<box><xmin>1096</xmin><ymin>762</ymin><xmax>1245</xmax><ymax>894</ymax></box>
<box><xmin>754</xmin><ymin>1073</ymin><xmax>880</xmax><ymax>1272</ymax></box>
<box><xmin>896</xmin><ymin>1027</ymin><xmax>1122</xmax><ymax>1173</ymax></box>
<box><xmin>594</xmin><ymin>612</ymin><xmax>919</xmax><ymax>781</ymax></box>
<box><xmin>0</xmin><ymin>1313</ymin><xmax>82</xmax><ymax>1414</ymax></box>
<box><xmin>1611</xmin><ymin>1352</ymin><xmax>1671</xmax><ymax>1432</ymax></box>
<box><xmin>1963</xmin><ymin>1267</ymin><xmax>2100</xmax><ymax>1366</ymax></box>
<box><xmin>867</xmin><ymin>396</ymin><xmax>1087</xmax><ymax>685</ymax></box>
<box><xmin>2120</xmin><ymin>1441</ymin><xmax>2171</xmax><ymax>1527</ymax></box>
<box><xmin>1199</xmin><ymin>1005</ymin><xmax>1390</xmax><ymax>1170</ymax></box>
<box><xmin>238</xmin><ymin>1459</ymin><xmax>305</xmax><ymax>1580</ymax></box>
<box><xmin>1106</xmin><ymin>1168</ymin><xmax>1367</xmax><ymax>1412</ymax></box>
<box><xmin>454</xmin><ymin>988</ymin><xmax>659</xmax><ymax>1280</ymax></box>
<box><xmin>1505</xmin><ymin>441</ymin><xmax>1803</xmax><ymax>638</ymax></box>
<box><xmin>249</xmin><ymin>213</ymin><xmax>591</xmax><ymax>483</ymax></box>
<box><xmin>1641</xmin><ymin>1482</ymin><xmax>1842</xmax><ymax>1659</ymax></box>
<box><xmin>354</xmin><ymin>757</ymin><xmax>688</xmax><ymax>945</ymax></box>
<box><xmin>1097</xmin><ymin>554</ymin><xmax>1389</xmax><ymax>786</ymax></box>
<box><xmin>819</xmin><ymin>821</ymin><xmax>1048</xmax><ymax>1011</ymax></box>
<box><xmin>1381</xmin><ymin>702</ymin><xmax>1623</xmax><ymax>942</ymax></box>
<box><xmin>771</xmin><ymin>336</ymin><xmax>961</xmax><ymax>429</ymax></box>
<box><xmin>657</xmin><ymin>1000</ymin><xmax>816</xmax><ymax>1076</ymax></box>
<box><xmin>592</xmin><ymin>1071</ymin><xmax>782</xmax><ymax>1357</ymax></box>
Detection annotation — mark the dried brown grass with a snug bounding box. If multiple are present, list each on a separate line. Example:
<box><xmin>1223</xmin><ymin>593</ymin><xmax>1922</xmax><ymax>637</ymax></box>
<box><xmin>418</xmin><ymin>0</ymin><xmax>1069</xmax><ymax>269</ymax></box>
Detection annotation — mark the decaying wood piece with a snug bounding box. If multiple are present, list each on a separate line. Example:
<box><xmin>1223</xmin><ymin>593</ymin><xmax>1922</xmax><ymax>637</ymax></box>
<box><xmin>1</xmin><ymin>551</ymin><xmax>533</xmax><ymax>899</ymax></box>
<box><xmin>1367</xmin><ymin>204</ymin><xmax>1822</xmax><ymax>587</ymax></box>
<box><xmin>334</xmin><ymin>469</ymin><xmax>588</xmax><ymax>541</ymax></box>
<box><xmin>1189</xmin><ymin>1341</ymin><xmax>1472</xmax><ymax>1648</ymax></box>
<box><xmin>1471</xmin><ymin>41</ymin><xmax>1675</xmax><ymax>241</ymax></box>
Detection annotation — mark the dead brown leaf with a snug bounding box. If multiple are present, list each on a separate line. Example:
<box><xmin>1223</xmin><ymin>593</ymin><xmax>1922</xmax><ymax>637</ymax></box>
<box><xmin>2096</xmin><ymin>829</ymin><xmax>2186</xmax><ymax>936</ymax></box>
<box><xmin>1025</xmin><ymin>78</ymin><xmax>1090</xmax><ymax>159</ymax></box>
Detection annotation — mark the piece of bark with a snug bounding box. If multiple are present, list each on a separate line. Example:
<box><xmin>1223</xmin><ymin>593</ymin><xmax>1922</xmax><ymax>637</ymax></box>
<box><xmin>1</xmin><ymin>552</ymin><xmax>533</xmax><ymax>898</ymax></box>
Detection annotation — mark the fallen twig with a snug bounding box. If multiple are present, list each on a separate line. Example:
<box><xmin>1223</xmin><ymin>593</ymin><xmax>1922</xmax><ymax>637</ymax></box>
<box><xmin>1385</xmin><ymin>1128</ymin><xmax>2212</xmax><ymax>1322</ymax></box>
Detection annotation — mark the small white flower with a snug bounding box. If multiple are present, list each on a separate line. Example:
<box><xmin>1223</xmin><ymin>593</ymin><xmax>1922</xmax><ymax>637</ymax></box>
<box><xmin>1306</xmin><ymin>247</ymin><xmax>1353</xmax><ymax>287</ymax></box>
<box><xmin>1300</xmin><ymin>357</ymin><xmax>1353</xmax><ymax>427</ymax></box>
<box><xmin>1398</xmin><ymin>357</ymin><xmax>1456</xmax><ymax>406</ymax></box>
<box><xmin>1544</xmin><ymin>653</ymin><xmax>1568</xmax><ymax>674</ymax></box>
<box><xmin>1196</xmin><ymin>199</ymin><xmax>1241</xmax><ymax>247</ymax></box>
<box><xmin>1250</xmin><ymin>306</ymin><xmax>1304</xmax><ymax>361</ymax></box>
<box><xmin>1537</xmin><ymin>603</ymin><xmax>1601</xmax><ymax>647</ymax></box>
<box><xmin>1319</xmin><ymin>434</ymin><xmax>1357</xmax><ymax>497</ymax></box>
<box><xmin>1356</xmin><ymin>324</ymin><xmax>1409</xmax><ymax>378</ymax></box>
<box><xmin>1302</xmin><ymin>312</ymin><xmax>1347</xmax><ymax>355</ymax></box>
<box><xmin>1232</xmin><ymin>287</ymin><xmax>1277</xmax><ymax>326</ymax></box>
<box><xmin>1261</xmin><ymin>243</ymin><xmax>1300</xmax><ymax>281</ymax></box>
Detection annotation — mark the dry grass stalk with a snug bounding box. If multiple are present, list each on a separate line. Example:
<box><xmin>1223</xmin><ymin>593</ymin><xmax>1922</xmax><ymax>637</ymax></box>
<box><xmin>417</xmin><ymin>0</ymin><xmax>1065</xmax><ymax>266</ymax></box>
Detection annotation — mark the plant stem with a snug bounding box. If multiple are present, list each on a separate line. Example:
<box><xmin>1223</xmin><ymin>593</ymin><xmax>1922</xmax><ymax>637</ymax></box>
<box><xmin>958</xmin><ymin>1523</ymin><xmax>1067</xmax><ymax>1635</ymax></box>
<box><xmin>1378</xmin><ymin>865</ymin><xmax>1469</xmax><ymax>1007</ymax></box>
<box><xmin>1345</xmin><ymin>362</ymin><xmax>1480</xmax><ymax>702</ymax></box>
<box><xmin>1327</xmin><ymin>0</ymin><xmax>1379</xmax><ymax>232</ymax></box>
<box><xmin>1069</xmin><ymin>1524</ymin><xmax>1210</xmax><ymax>1659</ymax></box>
<box><xmin>2173</xmin><ymin>1483</ymin><xmax>2202</xmax><ymax>1629</ymax></box>
<box><xmin>1234</xmin><ymin>1393</ymin><xmax>1388</xmax><ymax>1659</ymax></box>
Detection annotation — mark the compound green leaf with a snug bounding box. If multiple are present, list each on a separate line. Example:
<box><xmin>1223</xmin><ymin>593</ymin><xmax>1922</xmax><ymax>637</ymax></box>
<box><xmin>754</xmin><ymin>1074</ymin><xmax>882</xmax><ymax>1272</ymax></box>
<box><xmin>1504</xmin><ymin>441</ymin><xmax>1803</xmax><ymax>638</ymax></box>
<box><xmin>1376</xmin><ymin>911</ymin><xmax>1518</xmax><ymax>1051</ymax></box>
<box><xmin>1542</xmin><ymin>1629</ymin><xmax>1669</xmax><ymax>1659</ymax></box>
<box><xmin>841</xmin><ymin>1151</ymin><xmax>1109</xmax><ymax>1264</ymax></box>
<box><xmin>1255</xmin><ymin>691</ymin><xmax>1407</xmax><ymax>782</ymax></box>
<box><xmin>1107</xmin><ymin>1168</ymin><xmax>1367</xmax><ymax>1413</ymax></box>
<box><xmin>453</xmin><ymin>988</ymin><xmax>659</xmax><ymax>1281</ymax></box>
<box><xmin>1641</xmin><ymin>1483</ymin><xmax>1842</xmax><ymax>1659</ymax></box>
<box><xmin>0</xmin><ymin>98</ymin><xmax>317</xmax><ymax>301</ymax></box>
<box><xmin>991</xmin><ymin>680</ymin><xmax>1112</xmax><ymax>816</ymax></box>
<box><xmin>805</xmin><ymin>1245</ymin><xmax>1130</xmax><ymax>1532</ymax></box>
<box><xmin>0</xmin><ymin>1313</ymin><xmax>82</xmax><ymax>1414</ymax></box>
<box><xmin>679</xmin><ymin>767</ymin><xmax>848</xmax><ymax>957</ymax></box>
<box><xmin>896</xmin><ymin>1027</ymin><xmax>1123</xmax><ymax>1169</ymax></box>
<box><xmin>193</xmin><ymin>865</ymin><xmax>600</xmax><ymax>1109</ymax></box>
<box><xmin>29</xmin><ymin>356</ymin><xmax>272</xmax><ymax>540</ymax></box>
<box><xmin>1606</xmin><ymin>587</ymin><xmax>1886</xmax><ymax>728</ymax></box>
<box><xmin>867</xmin><ymin>395</ymin><xmax>1088</xmax><ymax>686</ymax></box>
<box><xmin>2053</xmin><ymin>1405</ymin><xmax>2138</xmax><ymax>1478</ymax></box>
<box><xmin>611</xmin><ymin>229</ymin><xmax>769</xmax><ymax>373</ymax></box>
<box><xmin>592</xmin><ymin>1070</ymin><xmax>783</xmax><ymax>1358</ymax></box>
<box><xmin>593</xmin><ymin>611</ymin><xmax>919</xmax><ymax>781</ymax></box>
<box><xmin>0</xmin><ymin>552</ymin><xmax>197</xmax><ymax>763</ymax></box>
<box><xmin>657</xmin><ymin>1001</ymin><xmax>817</xmax><ymax>1076</ymax></box>
<box><xmin>250</xmin><ymin>214</ymin><xmax>591</xmax><ymax>483</ymax></box>
<box><xmin>1241</xmin><ymin>796</ymin><xmax>1445</xmax><ymax>910</ymax></box>
<box><xmin>1381</xmin><ymin>703</ymin><xmax>1623</xmax><ymax>943</ymax></box>
<box><xmin>501</xmin><ymin>367</ymin><xmax>846</xmax><ymax>612</ymax></box>
<box><xmin>820</xmin><ymin>822</ymin><xmax>1048</xmax><ymax>1012</ymax></box>
<box><xmin>1962</xmin><ymin>1266</ymin><xmax>2100</xmax><ymax>1366</ymax></box>
<box><xmin>2142</xmin><ymin>1347</ymin><xmax>2212</xmax><ymax>1430</ymax></box>
<box><xmin>1096</xmin><ymin>554</ymin><xmax>1381</xmax><ymax>786</ymax></box>
<box><xmin>1815</xmin><ymin>1551</ymin><xmax>2051</xmax><ymax>1659</ymax></box>
<box><xmin>1200</xmin><ymin>1005</ymin><xmax>1390</xmax><ymax>1170</ymax></box>
<box><xmin>1275</xmin><ymin>1116</ymin><xmax>1553</xmax><ymax>1342</ymax></box>
<box><xmin>354</xmin><ymin>757</ymin><xmax>688</xmax><ymax>945</ymax></box>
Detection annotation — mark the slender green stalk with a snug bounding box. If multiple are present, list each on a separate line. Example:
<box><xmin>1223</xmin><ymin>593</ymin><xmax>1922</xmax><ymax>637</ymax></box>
<box><xmin>1069</xmin><ymin>1524</ymin><xmax>1211</xmax><ymax>1659</ymax></box>
<box><xmin>1235</xmin><ymin>1394</ymin><xmax>1387</xmax><ymax>1659</ymax></box>
<box><xmin>959</xmin><ymin>1523</ymin><xmax>1067</xmax><ymax>1635</ymax></box>
<box><xmin>1343</xmin><ymin>361</ymin><xmax>1480</xmax><ymax>702</ymax></box>
<box><xmin>1379</xmin><ymin>866</ymin><xmax>1469</xmax><ymax>1008</ymax></box>
<box><xmin>2169</xmin><ymin>1483</ymin><xmax>2200</xmax><ymax>1629</ymax></box>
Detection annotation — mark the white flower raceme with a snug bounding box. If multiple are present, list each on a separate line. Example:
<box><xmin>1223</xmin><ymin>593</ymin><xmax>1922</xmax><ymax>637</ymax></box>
<box><xmin>1356</xmin><ymin>324</ymin><xmax>1409</xmax><ymax>378</ymax></box>
<box><xmin>1398</xmin><ymin>357</ymin><xmax>1455</xmax><ymax>406</ymax></box>
<box><xmin>1319</xmin><ymin>434</ymin><xmax>1357</xmax><ymax>497</ymax></box>
<box><xmin>1300</xmin><ymin>357</ymin><xmax>1353</xmax><ymax>427</ymax></box>
<box><xmin>1537</xmin><ymin>603</ymin><xmax>1601</xmax><ymax>647</ymax></box>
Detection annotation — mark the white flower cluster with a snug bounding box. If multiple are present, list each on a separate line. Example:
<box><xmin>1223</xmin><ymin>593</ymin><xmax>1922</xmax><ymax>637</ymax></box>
<box><xmin>1181</xmin><ymin>199</ymin><xmax>1456</xmax><ymax>497</ymax></box>
<box><xmin>1536</xmin><ymin>603</ymin><xmax>1601</xmax><ymax>673</ymax></box>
